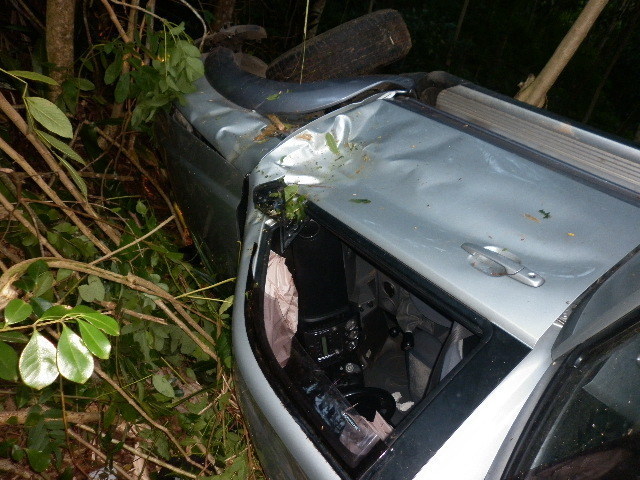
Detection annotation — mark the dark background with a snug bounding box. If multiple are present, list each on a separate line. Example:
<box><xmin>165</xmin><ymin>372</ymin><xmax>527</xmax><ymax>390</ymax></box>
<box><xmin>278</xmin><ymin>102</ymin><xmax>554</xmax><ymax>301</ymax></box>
<box><xmin>225</xmin><ymin>0</ymin><xmax>640</xmax><ymax>141</ymax></box>
<box><xmin>2</xmin><ymin>0</ymin><xmax>638</xmax><ymax>141</ymax></box>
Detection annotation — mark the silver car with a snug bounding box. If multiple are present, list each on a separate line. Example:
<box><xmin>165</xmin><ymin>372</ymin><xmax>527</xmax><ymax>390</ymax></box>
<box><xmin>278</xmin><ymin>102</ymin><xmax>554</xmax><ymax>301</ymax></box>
<box><xmin>159</xmin><ymin>35</ymin><xmax>640</xmax><ymax>480</ymax></box>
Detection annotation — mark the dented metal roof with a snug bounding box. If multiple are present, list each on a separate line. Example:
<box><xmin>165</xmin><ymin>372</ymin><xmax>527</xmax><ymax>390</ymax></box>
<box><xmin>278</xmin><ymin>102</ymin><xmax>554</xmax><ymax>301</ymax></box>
<box><xmin>252</xmin><ymin>94</ymin><xmax>640</xmax><ymax>347</ymax></box>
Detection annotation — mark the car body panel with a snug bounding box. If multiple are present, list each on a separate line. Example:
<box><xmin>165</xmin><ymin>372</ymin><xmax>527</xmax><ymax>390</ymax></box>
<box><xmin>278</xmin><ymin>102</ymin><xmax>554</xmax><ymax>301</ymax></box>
<box><xmin>413</xmin><ymin>323</ymin><xmax>560</xmax><ymax>479</ymax></box>
<box><xmin>552</xmin><ymin>248</ymin><xmax>640</xmax><ymax>358</ymax></box>
<box><xmin>160</xmin><ymin>49</ymin><xmax>640</xmax><ymax>480</ymax></box>
<box><xmin>232</xmin><ymin>215</ymin><xmax>341</xmax><ymax>480</ymax></box>
<box><xmin>160</xmin><ymin>114</ymin><xmax>245</xmax><ymax>274</ymax></box>
<box><xmin>205</xmin><ymin>47</ymin><xmax>416</xmax><ymax>115</ymax></box>
<box><xmin>176</xmin><ymin>75</ymin><xmax>279</xmax><ymax>175</ymax></box>
<box><xmin>250</xmin><ymin>95</ymin><xmax>640</xmax><ymax>346</ymax></box>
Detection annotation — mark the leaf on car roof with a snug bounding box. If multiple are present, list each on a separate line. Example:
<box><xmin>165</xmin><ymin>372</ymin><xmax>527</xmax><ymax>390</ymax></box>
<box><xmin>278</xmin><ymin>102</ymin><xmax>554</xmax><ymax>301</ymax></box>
<box><xmin>325</xmin><ymin>133</ymin><xmax>340</xmax><ymax>155</ymax></box>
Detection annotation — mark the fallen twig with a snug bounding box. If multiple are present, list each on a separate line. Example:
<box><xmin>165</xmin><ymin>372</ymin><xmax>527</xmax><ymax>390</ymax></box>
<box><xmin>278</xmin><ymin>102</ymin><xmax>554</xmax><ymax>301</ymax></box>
<box><xmin>0</xmin><ymin>409</ymin><xmax>100</xmax><ymax>425</ymax></box>
<box><xmin>66</xmin><ymin>429</ymin><xmax>136</xmax><ymax>480</ymax></box>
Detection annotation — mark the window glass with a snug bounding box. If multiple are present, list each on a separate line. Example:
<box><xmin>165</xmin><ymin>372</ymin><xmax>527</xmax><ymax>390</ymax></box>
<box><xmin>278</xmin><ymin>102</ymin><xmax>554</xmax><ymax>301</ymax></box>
<box><xmin>508</xmin><ymin>324</ymin><xmax>640</xmax><ymax>479</ymax></box>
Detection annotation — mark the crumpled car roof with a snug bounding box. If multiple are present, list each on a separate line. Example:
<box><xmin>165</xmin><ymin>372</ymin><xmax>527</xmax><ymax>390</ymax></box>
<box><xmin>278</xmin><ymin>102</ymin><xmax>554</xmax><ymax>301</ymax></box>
<box><xmin>251</xmin><ymin>93</ymin><xmax>640</xmax><ymax>346</ymax></box>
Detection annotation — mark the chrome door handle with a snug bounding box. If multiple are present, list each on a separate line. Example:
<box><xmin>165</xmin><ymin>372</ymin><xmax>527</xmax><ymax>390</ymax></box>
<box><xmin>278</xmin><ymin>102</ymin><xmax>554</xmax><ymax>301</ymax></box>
<box><xmin>461</xmin><ymin>243</ymin><xmax>545</xmax><ymax>287</ymax></box>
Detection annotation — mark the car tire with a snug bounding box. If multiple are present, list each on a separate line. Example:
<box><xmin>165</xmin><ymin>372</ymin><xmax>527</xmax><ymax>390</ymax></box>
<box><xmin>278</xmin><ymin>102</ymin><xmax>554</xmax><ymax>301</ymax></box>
<box><xmin>266</xmin><ymin>9</ymin><xmax>412</xmax><ymax>83</ymax></box>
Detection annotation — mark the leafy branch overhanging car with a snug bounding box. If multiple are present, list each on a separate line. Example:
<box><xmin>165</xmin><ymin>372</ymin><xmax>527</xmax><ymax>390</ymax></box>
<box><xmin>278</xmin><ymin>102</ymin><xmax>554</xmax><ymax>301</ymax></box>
<box><xmin>158</xmin><ymin>14</ymin><xmax>640</xmax><ymax>480</ymax></box>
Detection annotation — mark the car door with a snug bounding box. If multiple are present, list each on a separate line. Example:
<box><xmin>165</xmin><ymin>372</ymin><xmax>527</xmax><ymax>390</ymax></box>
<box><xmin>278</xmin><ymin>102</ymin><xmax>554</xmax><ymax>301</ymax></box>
<box><xmin>488</xmin><ymin>249</ymin><xmax>640</xmax><ymax>480</ymax></box>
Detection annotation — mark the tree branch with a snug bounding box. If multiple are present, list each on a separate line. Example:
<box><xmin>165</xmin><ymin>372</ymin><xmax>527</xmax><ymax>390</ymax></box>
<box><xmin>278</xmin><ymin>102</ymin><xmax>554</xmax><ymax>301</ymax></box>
<box><xmin>515</xmin><ymin>0</ymin><xmax>610</xmax><ymax>107</ymax></box>
<box><xmin>0</xmin><ymin>410</ymin><xmax>100</xmax><ymax>424</ymax></box>
<box><xmin>0</xmin><ymin>92</ymin><xmax>121</xmax><ymax>246</ymax></box>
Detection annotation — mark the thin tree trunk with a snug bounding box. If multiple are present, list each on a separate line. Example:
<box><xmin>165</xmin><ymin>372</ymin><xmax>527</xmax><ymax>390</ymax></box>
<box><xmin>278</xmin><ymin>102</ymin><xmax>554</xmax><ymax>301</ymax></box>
<box><xmin>583</xmin><ymin>0</ymin><xmax>640</xmax><ymax>123</ymax></box>
<box><xmin>515</xmin><ymin>0</ymin><xmax>609</xmax><ymax>108</ymax></box>
<box><xmin>308</xmin><ymin>0</ymin><xmax>327</xmax><ymax>38</ymax></box>
<box><xmin>212</xmin><ymin>0</ymin><xmax>235</xmax><ymax>32</ymax></box>
<box><xmin>594</xmin><ymin>0</ymin><xmax>630</xmax><ymax>57</ymax></box>
<box><xmin>46</xmin><ymin>0</ymin><xmax>76</xmax><ymax>101</ymax></box>
<box><xmin>446</xmin><ymin>0</ymin><xmax>470</xmax><ymax>67</ymax></box>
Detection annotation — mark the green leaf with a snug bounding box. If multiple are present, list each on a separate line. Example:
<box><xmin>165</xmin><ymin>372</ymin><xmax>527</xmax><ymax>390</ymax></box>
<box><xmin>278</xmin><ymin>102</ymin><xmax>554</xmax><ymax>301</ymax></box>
<box><xmin>219</xmin><ymin>295</ymin><xmax>234</xmax><ymax>315</ymax></box>
<box><xmin>168</xmin><ymin>45</ymin><xmax>184</xmax><ymax>68</ymax></box>
<box><xmin>4</xmin><ymin>299</ymin><xmax>32</xmax><ymax>325</ymax></box>
<box><xmin>0</xmin><ymin>341</ymin><xmax>18</xmax><ymax>381</ymax></box>
<box><xmin>114</xmin><ymin>72</ymin><xmax>130</xmax><ymax>103</ymax></box>
<box><xmin>74</xmin><ymin>78</ymin><xmax>95</xmax><ymax>91</ymax></box>
<box><xmin>8</xmin><ymin>70</ymin><xmax>58</xmax><ymax>85</ymax></box>
<box><xmin>37</xmin><ymin>130</ymin><xmax>86</xmax><ymax>165</ymax></box>
<box><xmin>11</xmin><ymin>444</ymin><xmax>25</xmax><ymax>462</ymax></box>
<box><xmin>59</xmin><ymin>158</ymin><xmax>87</xmax><ymax>197</ymax></box>
<box><xmin>26</xmin><ymin>449</ymin><xmax>51</xmax><ymax>472</ymax></box>
<box><xmin>185</xmin><ymin>56</ymin><xmax>204</xmax><ymax>82</ymax></box>
<box><xmin>104</xmin><ymin>56</ymin><xmax>122</xmax><ymax>85</ymax></box>
<box><xmin>40</xmin><ymin>305</ymin><xmax>72</xmax><ymax>320</ymax></box>
<box><xmin>60</xmin><ymin>79</ymin><xmax>79</xmax><ymax>114</ymax></box>
<box><xmin>29</xmin><ymin>297</ymin><xmax>53</xmax><ymax>317</ymax></box>
<box><xmin>168</xmin><ymin>22</ymin><xmax>185</xmax><ymax>35</ymax></box>
<box><xmin>0</xmin><ymin>331</ymin><xmax>29</xmax><ymax>343</ymax></box>
<box><xmin>19</xmin><ymin>331</ymin><xmax>58</xmax><ymax>390</ymax></box>
<box><xmin>56</xmin><ymin>325</ymin><xmax>93</xmax><ymax>383</ymax></box>
<box><xmin>32</xmin><ymin>271</ymin><xmax>54</xmax><ymax>298</ymax></box>
<box><xmin>266</xmin><ymin>92</ymin><xmax>281</xmax><ymax>101</ymax></box>
<box><xmin>325</xmin><ymin>132</ymin><xmax>340</xmax><ymax>155</ymax></box>
<box><xmin>78</xmin><ymin>276</ymin><xmax>105</xmax><ymax>303</ymax></box>
<box><xmin>77</xmin><ymin>320</ymin><xmax>111</xmax><ymax>359</ymax></box>
<box><xmin>135</xmin><ymin>200</ymin><xmax>147</xmax><ymax>215</ymax></box>
<box><xmin>152</xmin><ymin>374</ymin><xmax>175</xmax><ymax>398</ymax></box>
<box><xmin>176</xmin><ymin>40</ymin><xmax>200</xmax><ymax>58</ymax></box>
<box><xmin>56</xmin><ymin>269</ymin><xmax>73</xmax><ymax>282</ymax></box>
<box><xmin>24</xmin><ymin>97</ymin><xmax>73</xmax><ymax>138</ymax></box>
<box><xmin>70</xmin><ymin>306</ymin><xmax>119</xmax><ymax>335</ymax></box>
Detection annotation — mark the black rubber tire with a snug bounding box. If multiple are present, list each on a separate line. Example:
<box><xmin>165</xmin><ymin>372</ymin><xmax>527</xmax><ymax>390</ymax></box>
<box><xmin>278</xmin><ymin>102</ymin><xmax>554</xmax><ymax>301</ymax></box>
<box><xmin>266</xmin><ymin>9</ymin><xmax>412</xmax><ymax>83</ymax></box>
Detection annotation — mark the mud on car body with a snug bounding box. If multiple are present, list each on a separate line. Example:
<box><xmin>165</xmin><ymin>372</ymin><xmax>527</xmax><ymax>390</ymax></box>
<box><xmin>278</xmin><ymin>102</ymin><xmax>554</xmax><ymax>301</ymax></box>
<box><xmin>158</xmin><ymin>12</ymin><xmax>640</xmax><ymax>480</ymax></box>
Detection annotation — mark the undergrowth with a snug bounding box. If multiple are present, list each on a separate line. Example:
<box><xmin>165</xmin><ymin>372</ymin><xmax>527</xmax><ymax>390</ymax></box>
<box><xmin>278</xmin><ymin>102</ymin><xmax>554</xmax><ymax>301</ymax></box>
<box><xmin>0</xmin><ymin>2</ymin><xmax>261</xmax><ymax>479</ymax></box>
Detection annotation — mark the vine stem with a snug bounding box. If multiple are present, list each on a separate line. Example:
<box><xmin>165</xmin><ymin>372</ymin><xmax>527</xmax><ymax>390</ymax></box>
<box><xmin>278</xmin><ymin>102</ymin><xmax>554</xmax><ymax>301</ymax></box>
<box><xmin>174</xmin><ymin>276</ymin><xmax>235</xmax><ymax>299</ymax></box>
<box><xmin>90</xmin><ymin>214</ymin><xmax>174</xmax><ymax>265</ymax></box>
<box><xmin>0</xmin><ymin>409</ymin><xmax>100</xmax><ymax>424</ymax></box>
<box><xmin>99</xmin><ymin>0</ymin><xmax>131</xmax><ymax>42</ymax></box>
<box><xmin>300</xmin><ymin>0</ymin><xmax>310</xmax><ymax>84</ymax></box>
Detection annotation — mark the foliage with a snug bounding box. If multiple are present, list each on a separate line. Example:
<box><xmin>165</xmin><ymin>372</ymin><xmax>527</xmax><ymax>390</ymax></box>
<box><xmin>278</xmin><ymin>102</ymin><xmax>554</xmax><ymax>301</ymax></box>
<box><xmin>235</xmin><ymin>0</ymin><xmax>640</xmax><ymax>140</ymax></box>
<box><xmin>0</xmin><ymin>2</ymin><xmax>260</xmax><ymax>479</ymax></box>
<box><xmin>96</xmin><ymin>21</ymin><xmax>204</xmax><ymax>129</ymax></box>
